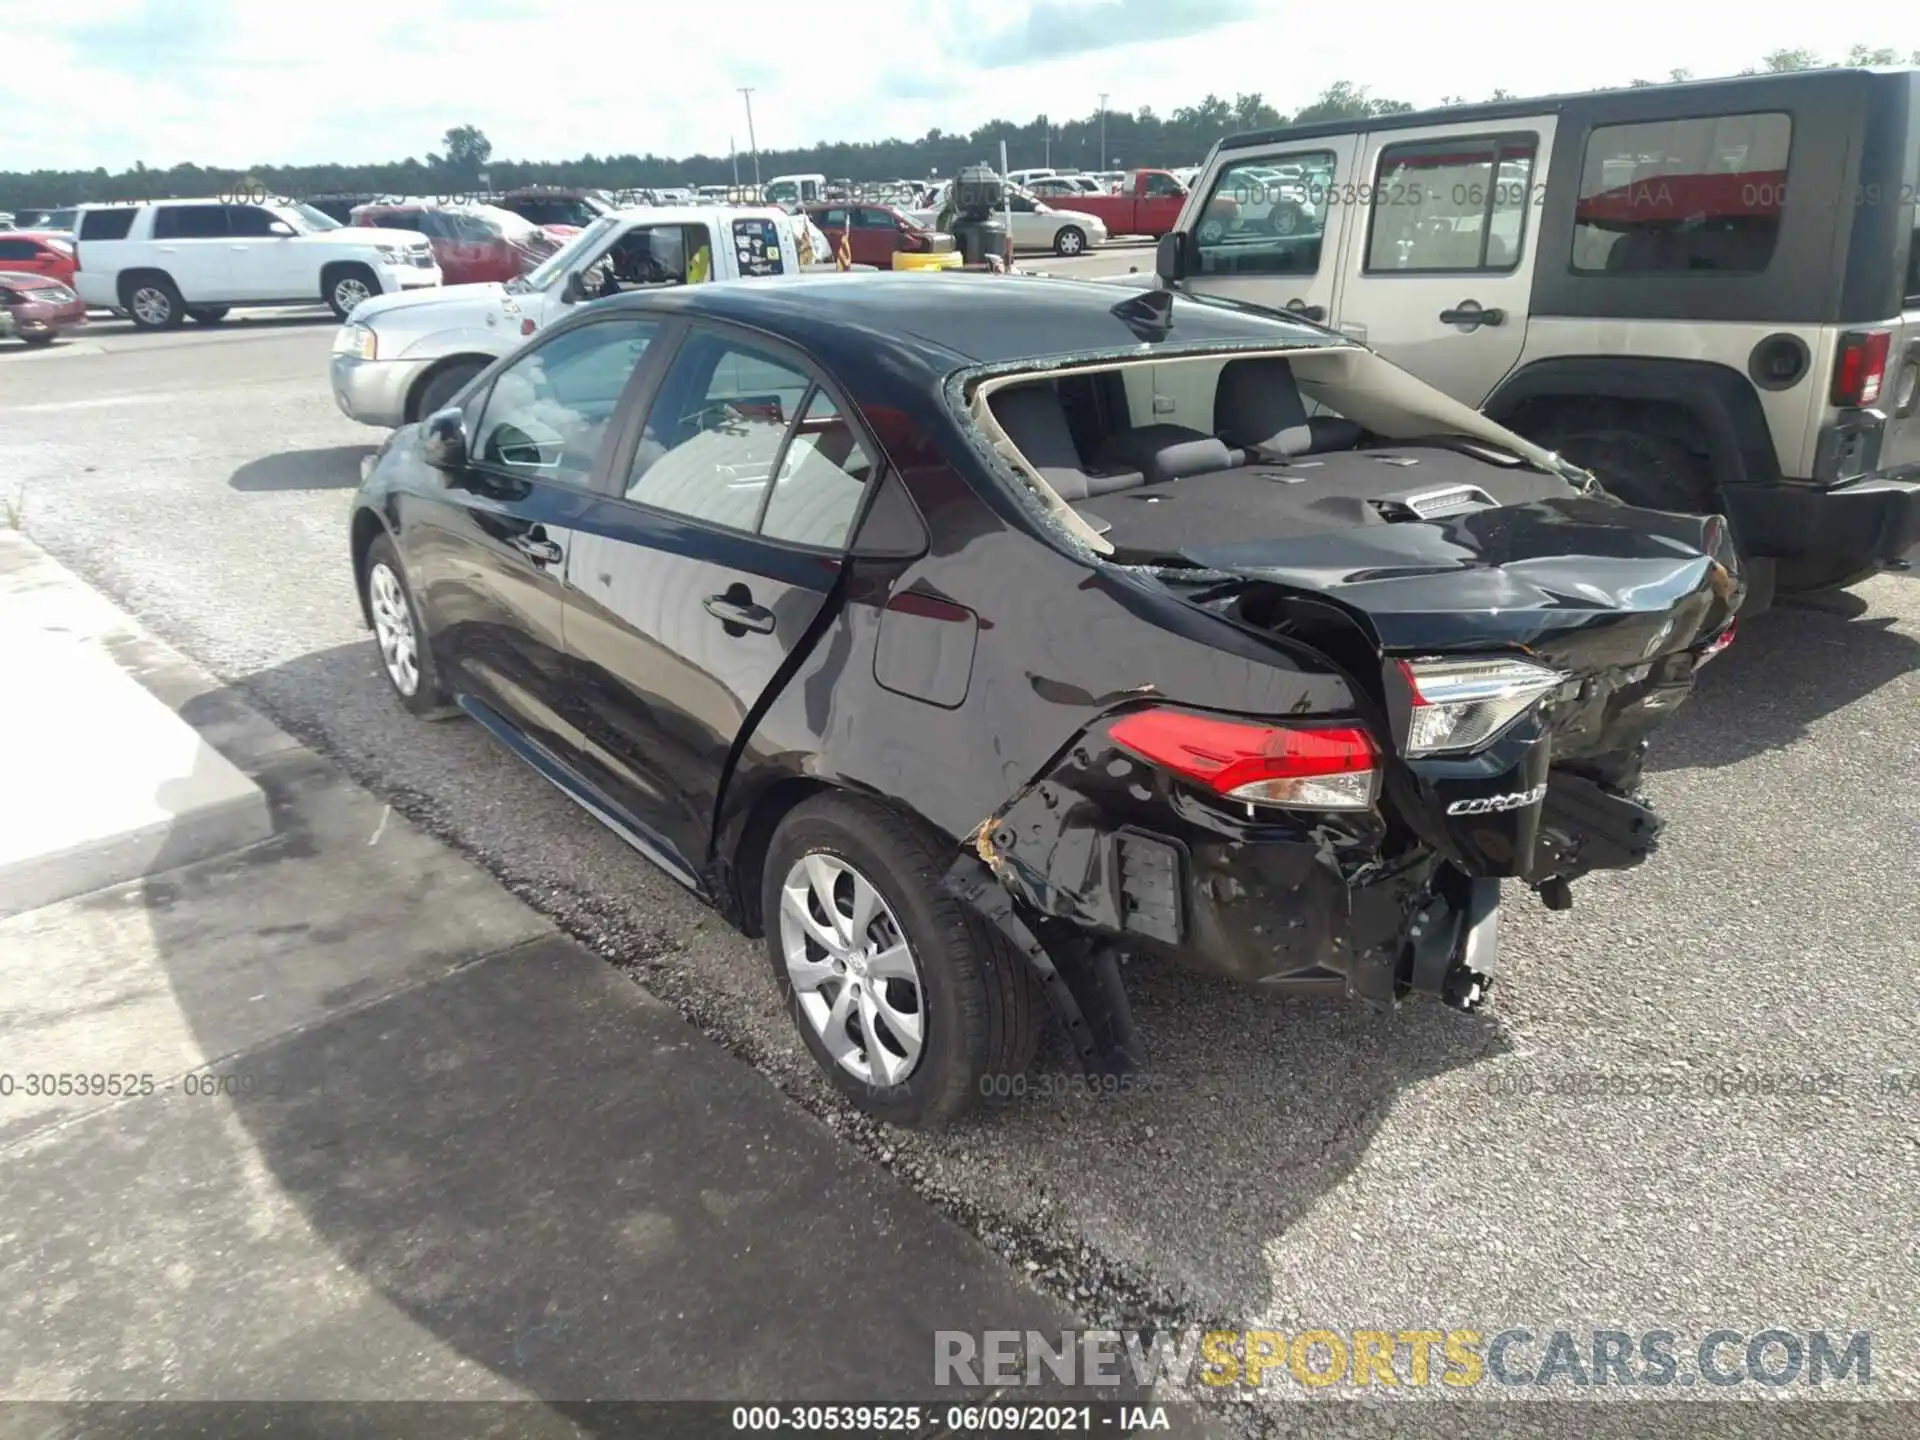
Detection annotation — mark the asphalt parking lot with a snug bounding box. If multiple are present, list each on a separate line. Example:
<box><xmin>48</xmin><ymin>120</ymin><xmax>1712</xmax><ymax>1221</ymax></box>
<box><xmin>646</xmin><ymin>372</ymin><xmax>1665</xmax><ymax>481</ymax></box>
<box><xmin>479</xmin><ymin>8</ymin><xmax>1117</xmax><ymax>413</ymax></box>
<box><xmin>5</xmin><ymin>300</ymin><xmax>1919</xmax><ymax>1402</ymax></box>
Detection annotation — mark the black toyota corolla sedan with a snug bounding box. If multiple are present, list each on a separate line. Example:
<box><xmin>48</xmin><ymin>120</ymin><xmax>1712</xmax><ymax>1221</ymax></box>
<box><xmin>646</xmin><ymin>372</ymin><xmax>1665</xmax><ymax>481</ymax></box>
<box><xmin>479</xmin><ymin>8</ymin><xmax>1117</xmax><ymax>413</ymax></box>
<box><xmin>348</xmin><ymin>272</ymin><xmax>1740</xmax><ymax>1127</ymax></box>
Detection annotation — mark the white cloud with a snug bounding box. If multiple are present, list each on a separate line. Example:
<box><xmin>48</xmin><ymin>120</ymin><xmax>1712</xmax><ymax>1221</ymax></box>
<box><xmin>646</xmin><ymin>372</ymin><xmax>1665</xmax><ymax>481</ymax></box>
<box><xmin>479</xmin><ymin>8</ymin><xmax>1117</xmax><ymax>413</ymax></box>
<box><xmin>4</xmin><ymin>0</ymin><xmax>1911</xmax><ymax>173</ymax></box>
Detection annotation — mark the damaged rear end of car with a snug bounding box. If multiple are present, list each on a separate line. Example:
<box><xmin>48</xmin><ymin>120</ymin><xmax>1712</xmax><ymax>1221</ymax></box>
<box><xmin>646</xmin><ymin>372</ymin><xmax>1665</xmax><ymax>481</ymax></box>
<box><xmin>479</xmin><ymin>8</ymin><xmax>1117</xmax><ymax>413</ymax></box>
<box><xmin>949</xmin><ymin>327</ymin><xmax>1740</xmax><ymax>1069</ymax></box>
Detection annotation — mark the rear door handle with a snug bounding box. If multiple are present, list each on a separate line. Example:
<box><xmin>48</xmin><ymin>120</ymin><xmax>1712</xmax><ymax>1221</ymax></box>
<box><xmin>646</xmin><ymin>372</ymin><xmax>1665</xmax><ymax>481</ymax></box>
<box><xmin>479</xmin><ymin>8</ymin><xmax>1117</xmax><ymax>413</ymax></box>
<box><xmin>704</xmin><ymin>594</ymin><xmax>776</xmax><ymax>633</ymax></box>
<box><xmin>512</xmin><ymin>533</ymin><xmax>564</xmax><ymax>566</ymax></box>
<box><xmin>1285</xmin><ymin>299</ymin><xmax>1326</xmax><ymax>322</ymax></box>
<box><xmin>1439</xmin><ymin>302</ymin><xmax>1505</xmax><ymax>328</ymax></box>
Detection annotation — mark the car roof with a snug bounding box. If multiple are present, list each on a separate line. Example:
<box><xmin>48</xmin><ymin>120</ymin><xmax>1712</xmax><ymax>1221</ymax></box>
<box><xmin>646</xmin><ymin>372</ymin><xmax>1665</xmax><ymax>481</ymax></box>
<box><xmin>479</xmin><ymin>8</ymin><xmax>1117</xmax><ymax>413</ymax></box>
<box><xmin>593</xmin><ymin>271</ymin><xmax>1342</xmax><ymax>369</ymax></box>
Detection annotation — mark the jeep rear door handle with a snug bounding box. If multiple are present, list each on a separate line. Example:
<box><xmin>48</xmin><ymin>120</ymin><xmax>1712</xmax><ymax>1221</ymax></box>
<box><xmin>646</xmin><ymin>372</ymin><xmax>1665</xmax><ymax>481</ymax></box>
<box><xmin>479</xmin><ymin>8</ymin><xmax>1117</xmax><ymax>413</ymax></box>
<box><xmin>1440</xmin><ymin>302</ymin><xmax>1505</xmax><ymax>328</ymax></box>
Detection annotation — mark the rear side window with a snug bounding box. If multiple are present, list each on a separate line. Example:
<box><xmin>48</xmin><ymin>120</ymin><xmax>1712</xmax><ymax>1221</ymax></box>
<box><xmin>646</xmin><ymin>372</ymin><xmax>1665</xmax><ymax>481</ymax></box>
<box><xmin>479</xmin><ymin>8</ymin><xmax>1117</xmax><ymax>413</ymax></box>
<box><xmin>1364</xmin><ymin>134</ymin><xmax>1539</xmax><ymax>272</ymax></box>
<box><xmin>1571</xmin><ymin>113</ymin><xmax>1791</xmax><ymax>275</ymax></box>
<box><xmin>731</xmin><ymin>217</ymin><xmax>785</xmax><ymax>276</ymax></box>
<box><xmin>152</xmin><ymin>205</ymin><xmax>229</xmax><ymax>240</ymax></box>
<box><xmin>78</xmin><ymin>209</ymin><xmax>136</xmax><ymax>241</ymax></box>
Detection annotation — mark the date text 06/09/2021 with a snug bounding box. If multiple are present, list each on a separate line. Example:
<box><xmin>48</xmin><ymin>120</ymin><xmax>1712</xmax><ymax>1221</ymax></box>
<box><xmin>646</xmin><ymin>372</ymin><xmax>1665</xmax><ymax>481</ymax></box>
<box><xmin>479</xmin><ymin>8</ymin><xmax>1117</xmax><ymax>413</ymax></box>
<box><xmin>729</xmin><ymin>1405</ymin><xmax>1168</xmax><ymax>1433</ymax></box>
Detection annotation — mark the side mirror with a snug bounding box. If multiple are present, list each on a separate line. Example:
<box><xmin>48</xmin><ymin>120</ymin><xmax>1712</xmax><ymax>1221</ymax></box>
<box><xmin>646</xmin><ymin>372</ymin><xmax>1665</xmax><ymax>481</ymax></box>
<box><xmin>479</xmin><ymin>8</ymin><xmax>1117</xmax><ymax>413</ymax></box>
<box><xmin>268</xmin><ymin>220</ymin><xmax>296</xmax><ymax>237</ymax></box>
<box><xmin>560</xmin><ymin>269</ymin><xmax>589</xmax><ymax>304</ymax></box>
<box><xmin>1156</xmin><ymin>231</ymin><xmax>1193</xmax><ymax>284</ymax></box>
<box><xmin>422</xmin><ymin>407</ymin><xmax>469</xmax><ymax>471</ymax></box>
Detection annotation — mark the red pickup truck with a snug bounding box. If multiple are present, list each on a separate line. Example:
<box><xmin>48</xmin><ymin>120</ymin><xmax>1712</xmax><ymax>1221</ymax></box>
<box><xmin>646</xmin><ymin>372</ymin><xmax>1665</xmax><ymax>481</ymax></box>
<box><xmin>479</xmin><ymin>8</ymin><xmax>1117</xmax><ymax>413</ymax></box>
<box><xmin>1066</xmin><ymin>168</ymin><xmax>1238</xmax><ymax>240</ymax></box>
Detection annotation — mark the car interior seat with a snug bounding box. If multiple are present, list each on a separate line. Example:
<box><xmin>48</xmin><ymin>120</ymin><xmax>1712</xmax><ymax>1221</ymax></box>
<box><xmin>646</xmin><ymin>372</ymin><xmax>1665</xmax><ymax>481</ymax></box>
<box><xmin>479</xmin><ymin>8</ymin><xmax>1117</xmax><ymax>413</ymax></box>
<box><xmin>1213</xmin><ymin>356</ymin><xmax>1366</xmax><ymax>461</ymax></box>
<box><xmin>989</xmin><ymin>384</ymin><xmax>1145</xmax><ymax>499</ymax></box>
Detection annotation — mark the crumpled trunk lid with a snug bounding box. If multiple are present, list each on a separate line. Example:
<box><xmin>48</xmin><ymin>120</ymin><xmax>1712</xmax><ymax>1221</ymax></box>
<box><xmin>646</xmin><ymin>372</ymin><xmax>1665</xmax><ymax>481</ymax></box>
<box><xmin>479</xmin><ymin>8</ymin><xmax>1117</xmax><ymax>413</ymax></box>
<box><xmin>1185</xmin><ymin>496</ymin><xmax>1741</xmax><ymax>885</ymax></box>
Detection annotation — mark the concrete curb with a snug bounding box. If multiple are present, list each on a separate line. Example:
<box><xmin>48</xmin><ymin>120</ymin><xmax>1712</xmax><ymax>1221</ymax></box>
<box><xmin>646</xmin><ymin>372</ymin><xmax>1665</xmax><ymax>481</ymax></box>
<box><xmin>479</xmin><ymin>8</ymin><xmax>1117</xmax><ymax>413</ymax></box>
<box><xmin>0</xmin><ymin>532</ymin><xmax>273</xmax><ymax>916</ymax></box>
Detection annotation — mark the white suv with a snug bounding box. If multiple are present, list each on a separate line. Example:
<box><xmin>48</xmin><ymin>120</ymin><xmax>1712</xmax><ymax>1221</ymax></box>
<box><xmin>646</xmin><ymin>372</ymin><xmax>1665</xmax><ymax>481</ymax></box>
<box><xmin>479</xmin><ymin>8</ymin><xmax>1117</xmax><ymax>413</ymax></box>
<box><xmin>71</xmin><ymin>198</ymin><xmax>442</xmax><ymax>330</ymax></box>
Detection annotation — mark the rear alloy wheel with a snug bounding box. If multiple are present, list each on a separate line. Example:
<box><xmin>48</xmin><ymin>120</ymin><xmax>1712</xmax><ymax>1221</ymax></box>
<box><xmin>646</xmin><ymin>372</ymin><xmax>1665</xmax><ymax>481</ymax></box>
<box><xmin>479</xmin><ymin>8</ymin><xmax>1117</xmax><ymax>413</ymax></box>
<box><xmin>362</xmin><ymin>534</ymin><xmax>455</xmax><ymax>718</ymax></box>
<box><xmin>326</xmin><ymin>267</ymin><xmax>378</xmax><ymax>321</ymax></box>
<box><xmin>125</xmin><ymin>278</ymin><xmax>183</xmax><ymax>331</ymax></box>
<box><xmin>1053</xmin><ymin>226</ymin><xmax>1087</xmax><ymax>257</ymax></box>
<box><xmin>763</xmin><ymin>793</ymin><xmax>1042</xmax><ymax>1128</ymax></box>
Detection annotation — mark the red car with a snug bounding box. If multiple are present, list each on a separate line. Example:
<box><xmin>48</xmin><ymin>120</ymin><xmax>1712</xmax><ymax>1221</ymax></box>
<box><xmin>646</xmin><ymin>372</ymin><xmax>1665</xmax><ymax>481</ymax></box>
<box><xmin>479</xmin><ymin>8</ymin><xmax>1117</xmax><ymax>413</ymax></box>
<box><xmin>804</xmin><ymin>202</ymin><xmax>954</xmax><ymax>268</ymax></box>
<box><xmin>348</xmin><ymin>204</ymin><xmax>540</xmax><ymax>287</ymax></box>
<box><xmin>0</xmin><ymin>231</ymin><xmax>77</xmax><ymax>286</ymax></box>
<box><xmin>0</xmin><ymin>271</ymin><xmax>87</xmax><ymax>346</ymax></box>
<box><xmin>1068</xmin><ymin>168</ymin><xmax>1238</xmax><ymax>239</ymax></box>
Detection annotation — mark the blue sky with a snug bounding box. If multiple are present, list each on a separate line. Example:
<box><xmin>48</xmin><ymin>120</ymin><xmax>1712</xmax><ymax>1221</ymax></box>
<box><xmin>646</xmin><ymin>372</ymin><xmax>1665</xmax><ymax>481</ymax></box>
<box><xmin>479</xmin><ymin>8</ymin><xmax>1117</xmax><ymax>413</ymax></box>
<box><xmin>5</xmin><ymin>0</ymin><xmax>1907</xmax><ymax>171</ymax></box>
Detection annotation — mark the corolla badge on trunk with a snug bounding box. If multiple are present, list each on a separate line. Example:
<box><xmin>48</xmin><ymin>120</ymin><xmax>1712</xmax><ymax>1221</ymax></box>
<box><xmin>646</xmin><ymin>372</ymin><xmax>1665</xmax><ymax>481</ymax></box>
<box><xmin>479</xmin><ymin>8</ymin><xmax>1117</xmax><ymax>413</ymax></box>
<box><xmin>1447</xmin><ymin>783</ymin><xmax>1549</xmax><ymax>816</ymax></box>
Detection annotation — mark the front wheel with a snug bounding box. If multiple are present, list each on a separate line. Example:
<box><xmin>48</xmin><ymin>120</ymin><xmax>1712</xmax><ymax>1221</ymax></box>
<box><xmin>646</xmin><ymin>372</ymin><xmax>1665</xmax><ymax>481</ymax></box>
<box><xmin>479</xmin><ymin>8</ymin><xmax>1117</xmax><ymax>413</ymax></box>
<box><xmin>762</xmin><ymin>793</ymin><xmax>1042</xmax><ymax>1128</ymax></box>
<box><xmin>325</xmin><ymin>266</ymin><xmax>379</xmax><ymax>321</ymax></box>
<box><xmin>1053</xmin><ymin>226</ymin><xmax>1087</xmax><ymax>257</ymax></box>
<box><xmin>21</xmin><ymin>334</ymin><xmax>56</xmax><ymax>347</ymax></box>
<box><xmin>187</xmin><ymin>306</ymin><xmax>230</xmax><ymax>324</ymax></box>
<box><xmin>362</xmin><ymin>534</ymin><xmax>456</xmax><ymax>718</ymax></box>
<box><xmin>411</xmin><ymin>359</ymin><xmax>487</xmax><ymax>423</ymax></box>
<box><xmin>1197</xmin><ymin>215</ymin><xmax>1225</xmax><ymax>244</ymax></box>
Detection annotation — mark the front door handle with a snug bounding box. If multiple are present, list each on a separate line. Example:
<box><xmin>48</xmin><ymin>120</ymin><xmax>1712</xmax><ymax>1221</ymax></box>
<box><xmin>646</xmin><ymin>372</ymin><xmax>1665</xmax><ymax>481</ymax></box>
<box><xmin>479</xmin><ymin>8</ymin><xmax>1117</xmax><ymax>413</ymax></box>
<box><xmin>1285</xmin><ymin>299</ymin><xmax>1326</xmax><ymax>322</ymax></box>
<box><xmin>512</xmin><ymin>532</ymin><xmax>564</xmax><ymax>566</ymax></box>
<box><xmin>1439</xmin><ymin>301</ymin><xmax>1505</xmax><ymax>329</ymax></box>
<box><xmin>704</xmin><ymin>593</ymin><xmax>776</xmax><ymax>634</ymax></box>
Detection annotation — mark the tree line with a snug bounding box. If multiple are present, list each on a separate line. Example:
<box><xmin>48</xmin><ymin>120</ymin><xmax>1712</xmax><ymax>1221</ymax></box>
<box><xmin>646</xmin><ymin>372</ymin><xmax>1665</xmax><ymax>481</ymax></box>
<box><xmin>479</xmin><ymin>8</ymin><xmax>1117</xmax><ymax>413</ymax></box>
<box><xmin>2</xmin><ymin>44</ymin><xmax>1914</xmax><ymax>215</ymax></box>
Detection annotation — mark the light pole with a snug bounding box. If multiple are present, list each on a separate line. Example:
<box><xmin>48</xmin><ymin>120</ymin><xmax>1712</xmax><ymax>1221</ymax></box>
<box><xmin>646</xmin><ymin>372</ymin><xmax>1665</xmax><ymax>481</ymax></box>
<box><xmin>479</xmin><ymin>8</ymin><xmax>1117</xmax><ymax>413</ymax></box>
<box><xmin>1043</xmin><ymin>114</ymin><xmax>1050</xmax><ymax>168</ymax></box>
<box><xmin>1098</xmin><ymin>92</ymin><xmax>1108</xmax><ymax>171</ymax></box>
<box><xmin>738</xmin><ymin>87</ymin><xmax>761</xmax><ymax>191</ymax></box>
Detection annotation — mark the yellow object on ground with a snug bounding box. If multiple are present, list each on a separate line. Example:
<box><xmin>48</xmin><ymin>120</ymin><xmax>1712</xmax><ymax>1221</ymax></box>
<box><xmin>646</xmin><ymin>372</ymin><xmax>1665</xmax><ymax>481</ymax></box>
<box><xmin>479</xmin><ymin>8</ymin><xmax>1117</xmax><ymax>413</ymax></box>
<box><xmin>892</xmin><ymin>250</ymin><xmax>963</xmax><ymax>271</ymax></box>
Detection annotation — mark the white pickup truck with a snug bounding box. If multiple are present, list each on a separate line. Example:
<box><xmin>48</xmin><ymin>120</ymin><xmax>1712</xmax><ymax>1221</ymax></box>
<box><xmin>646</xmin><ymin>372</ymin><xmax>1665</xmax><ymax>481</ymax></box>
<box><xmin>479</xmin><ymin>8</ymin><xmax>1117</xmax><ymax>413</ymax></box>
<box><xmin>331</xmin><ymin>205</ymin><xmax>827</xmax><ymax>428</ymax></box>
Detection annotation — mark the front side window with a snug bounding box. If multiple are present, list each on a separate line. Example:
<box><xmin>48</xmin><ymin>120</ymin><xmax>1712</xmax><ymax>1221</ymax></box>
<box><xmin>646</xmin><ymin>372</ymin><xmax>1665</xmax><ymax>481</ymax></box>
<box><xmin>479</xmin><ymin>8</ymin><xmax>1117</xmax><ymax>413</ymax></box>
<box><xmin>1364</xmin><ymin>134</ymin><xmax>1539</xmax><ymax>272</ymax></box>
<box><xmin>225</xmin><ymin>205</ymin><xmax>285</xmax><ymax>238</ymax></box>
<box><xmin>151</xmin><ymin>205</ymin><xmax>229</xmax><ymax>240</ymax></box>
<box><xmin>853</xmin><ymin>207</ymin><xmax>896</xmax><ymax>230</ymax></box>
<box><xmin>1197</xmin><ymin>151</ymin><xmax>1337</xmax><ymax>278</ymax></box>
<box><xmin>1571</xmin><ymin>112</ymin><xmax>1791</xmax><ymax>275</ymax></box>
<box><xmin>471</xmin><ymin>319</ymin><xmax>658</xmax><ymax>483</ymax></box>
<box><xmin>0</xmin><ymin>239</ymin><xmax>37</xmax><ymax>261</ymax></box>
<box><xmin>624</xmin><ymin>332</ymin><xmax>814</xmax><ymax>530</ymax></box>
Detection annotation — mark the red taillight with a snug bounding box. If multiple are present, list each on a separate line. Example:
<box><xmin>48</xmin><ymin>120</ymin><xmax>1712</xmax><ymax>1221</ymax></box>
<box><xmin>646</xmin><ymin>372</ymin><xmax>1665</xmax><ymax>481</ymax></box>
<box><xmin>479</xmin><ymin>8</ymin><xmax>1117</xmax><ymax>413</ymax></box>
<box><xmin>1108</xmin><ymin>707</ymin><xmax>1379</xmax><ymax>811</ymax></box>
<box><xmin>1698</xmin><ymin>618</ymin><xmax>1736</xmax><ymax>664</ymax></box>
<box><xmin>1831</xmin><ymin>330</ymin><xmax>1891</xmax><ymax>408</ymax></box>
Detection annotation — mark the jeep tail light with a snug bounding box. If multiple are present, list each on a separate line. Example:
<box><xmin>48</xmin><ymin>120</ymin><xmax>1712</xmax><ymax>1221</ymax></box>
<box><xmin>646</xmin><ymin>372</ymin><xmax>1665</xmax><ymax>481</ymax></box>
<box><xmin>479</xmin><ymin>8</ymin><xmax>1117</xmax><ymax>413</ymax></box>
<box><xmin>1398</xmin><ymin>656</ymin><xmax>1565</xmax><ymax>756</ymax></box>
<box><xmin>1832</xmin><ymin>330</ymin><xmax>1891</xmax><ymax>408</ymax></box>
<box><xmin>1109</xmin><ymin>707</ymin><xmax>1379</xmax><ymax>810</ymax></box>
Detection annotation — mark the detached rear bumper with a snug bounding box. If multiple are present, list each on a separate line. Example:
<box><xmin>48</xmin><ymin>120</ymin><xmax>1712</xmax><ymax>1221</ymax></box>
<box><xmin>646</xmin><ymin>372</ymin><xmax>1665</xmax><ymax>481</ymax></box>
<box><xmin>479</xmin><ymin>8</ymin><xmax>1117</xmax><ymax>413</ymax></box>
<box><xmin>1723</xmin><ymin>472</ymin><xmax>1920</xmax><ymax>563</ymax></box>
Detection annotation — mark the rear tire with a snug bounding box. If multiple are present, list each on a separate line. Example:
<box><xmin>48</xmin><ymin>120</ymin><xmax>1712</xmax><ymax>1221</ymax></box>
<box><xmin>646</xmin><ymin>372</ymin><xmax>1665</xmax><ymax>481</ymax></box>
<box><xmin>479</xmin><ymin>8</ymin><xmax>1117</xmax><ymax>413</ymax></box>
<box><xmin>187</xmin><ymin>306</ymin><xmax>230</xmax><ymax>324</ymax></box>
<box><xmin>762</xmin><ymin>793</ymin><xmax>1042</xmax><ymax>1129</ymax></box>
<box><xmin>1543</xmin><ymin>427</ymin><xmax>1718</xmax><ymax>514</ymax></box>
<box><xmin>325</xmin><ymin>265</ymin><xmax>380</xmax><ymax>321</ymax></box>
<box><xmin>121</xmin><ymin>275</ymin><xmax>184</xmax><ymax>331</ymax></box>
